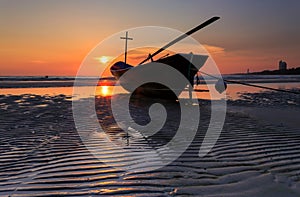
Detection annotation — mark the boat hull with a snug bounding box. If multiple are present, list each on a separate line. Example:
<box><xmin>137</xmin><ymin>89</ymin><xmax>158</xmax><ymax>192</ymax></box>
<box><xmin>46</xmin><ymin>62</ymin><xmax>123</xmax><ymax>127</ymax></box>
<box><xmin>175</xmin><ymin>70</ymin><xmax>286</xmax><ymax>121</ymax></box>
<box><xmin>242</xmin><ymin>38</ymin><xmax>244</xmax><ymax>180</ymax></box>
<box><xmin>110</xmin><ymin>53</ymin><xmax>208</xmax><ymax>99</ymax></box>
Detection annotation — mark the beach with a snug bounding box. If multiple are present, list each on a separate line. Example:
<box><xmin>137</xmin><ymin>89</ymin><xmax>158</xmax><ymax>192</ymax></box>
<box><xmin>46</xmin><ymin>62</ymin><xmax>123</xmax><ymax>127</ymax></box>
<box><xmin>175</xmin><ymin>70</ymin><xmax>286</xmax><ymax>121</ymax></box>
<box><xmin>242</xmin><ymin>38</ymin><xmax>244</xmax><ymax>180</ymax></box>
<box><xmin>2</xmin><ymin>0</ymin><xmax>300</xmax><ymax>195</ymax></box>
<box><xmin>0</xmin><ymin>77</ymin><xmax>300</xmax><ymax>196</ymax></box>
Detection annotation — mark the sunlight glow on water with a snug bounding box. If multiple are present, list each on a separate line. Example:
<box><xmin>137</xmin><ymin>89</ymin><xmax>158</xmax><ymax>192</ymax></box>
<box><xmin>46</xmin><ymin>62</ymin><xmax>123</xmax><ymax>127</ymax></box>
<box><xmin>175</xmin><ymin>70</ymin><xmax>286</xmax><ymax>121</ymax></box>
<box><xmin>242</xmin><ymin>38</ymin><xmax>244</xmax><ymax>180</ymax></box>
<box><xmin>0</xmin><ymin>82</ymin><xmax>298</xmax><ymax>100</ymax></box>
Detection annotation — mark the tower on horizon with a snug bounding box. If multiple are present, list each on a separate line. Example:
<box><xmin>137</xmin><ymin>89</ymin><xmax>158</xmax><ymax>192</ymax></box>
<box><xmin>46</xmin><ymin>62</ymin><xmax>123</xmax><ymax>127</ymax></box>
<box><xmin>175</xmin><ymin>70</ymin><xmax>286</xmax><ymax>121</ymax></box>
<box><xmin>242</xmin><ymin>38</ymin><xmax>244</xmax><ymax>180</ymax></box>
<box><xmin>279</xmin><ymin>60</ymin><xmax>287</xmax><ymax>71</ymax></box>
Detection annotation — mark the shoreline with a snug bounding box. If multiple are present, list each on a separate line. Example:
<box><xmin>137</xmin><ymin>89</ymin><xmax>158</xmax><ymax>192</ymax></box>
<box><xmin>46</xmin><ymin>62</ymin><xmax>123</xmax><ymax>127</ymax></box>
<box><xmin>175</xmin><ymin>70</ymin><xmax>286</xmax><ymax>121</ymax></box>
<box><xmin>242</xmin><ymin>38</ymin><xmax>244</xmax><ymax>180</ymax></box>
<box><xmin>0</xmin><ymin>80</ymin><xmax>299</xmax><ymax>89</ymax></box>
<box><xmin>0</xmin><ymin>74</ymin><xmax>299</xmax><ymax>89</ymax></box>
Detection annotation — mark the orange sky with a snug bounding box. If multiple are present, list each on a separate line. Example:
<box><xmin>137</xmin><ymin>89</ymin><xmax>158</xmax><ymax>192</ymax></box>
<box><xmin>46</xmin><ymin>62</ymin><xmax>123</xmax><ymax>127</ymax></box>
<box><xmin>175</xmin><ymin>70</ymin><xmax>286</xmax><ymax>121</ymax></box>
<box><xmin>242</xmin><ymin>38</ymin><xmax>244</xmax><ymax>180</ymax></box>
<box><xmin>1</xmin><ymin>1</ymin><xmax>299</xmax><ymax>76</ymax></box>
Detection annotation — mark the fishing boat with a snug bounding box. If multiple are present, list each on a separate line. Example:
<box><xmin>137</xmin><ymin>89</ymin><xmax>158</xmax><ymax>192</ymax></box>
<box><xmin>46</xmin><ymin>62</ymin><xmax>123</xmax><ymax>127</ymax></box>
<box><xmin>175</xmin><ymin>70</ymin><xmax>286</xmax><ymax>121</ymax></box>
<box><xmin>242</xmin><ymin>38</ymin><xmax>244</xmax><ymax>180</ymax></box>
<box><xmin>110</xmin><ymin>17</ymin><xmax>220</xmax><ymax>99</ymax></box>
<box><xmin>110</xmin><ymin>53</ymin><xmax>208</xmax><ymax>99</ymax></box>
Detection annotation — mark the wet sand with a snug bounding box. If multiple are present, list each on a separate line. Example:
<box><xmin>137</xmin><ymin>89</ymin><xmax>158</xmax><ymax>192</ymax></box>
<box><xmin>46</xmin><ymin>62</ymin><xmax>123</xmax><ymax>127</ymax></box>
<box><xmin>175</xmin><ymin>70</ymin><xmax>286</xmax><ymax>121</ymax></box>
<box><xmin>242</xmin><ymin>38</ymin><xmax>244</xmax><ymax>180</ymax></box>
<box><xmin>0</xmin><ymin>91</ymin><xmax>300</xmax><ymax>196</ymax></box>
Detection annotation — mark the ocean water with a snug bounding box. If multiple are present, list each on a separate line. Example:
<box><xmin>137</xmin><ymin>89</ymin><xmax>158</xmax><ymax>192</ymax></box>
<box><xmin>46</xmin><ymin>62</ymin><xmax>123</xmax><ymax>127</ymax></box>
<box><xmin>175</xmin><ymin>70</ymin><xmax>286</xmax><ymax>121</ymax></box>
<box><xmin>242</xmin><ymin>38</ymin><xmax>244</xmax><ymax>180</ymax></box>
<box><xmin>0</xmin><ymin>75</ymin><xmax>299</xmax><ymax>101</ymax></box>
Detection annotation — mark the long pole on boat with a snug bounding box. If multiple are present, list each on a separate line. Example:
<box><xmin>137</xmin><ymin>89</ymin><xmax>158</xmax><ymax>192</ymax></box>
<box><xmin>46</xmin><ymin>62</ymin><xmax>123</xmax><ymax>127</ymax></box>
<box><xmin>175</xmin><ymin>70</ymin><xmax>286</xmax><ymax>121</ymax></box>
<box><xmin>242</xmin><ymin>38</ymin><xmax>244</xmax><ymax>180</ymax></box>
<box><xmin>121</xmin><ymin>31</ymin><xmax>133</xmax><ymax>67</ymax></box>
<box><xmin>139</xmin><ymin>16</ymin><xmax>220</xmax><ymax>65</ymax></box>
<box><xmin>198</xmin><ymin>70</ymin><xmax>300</xmax><ymax>95</ymax></box>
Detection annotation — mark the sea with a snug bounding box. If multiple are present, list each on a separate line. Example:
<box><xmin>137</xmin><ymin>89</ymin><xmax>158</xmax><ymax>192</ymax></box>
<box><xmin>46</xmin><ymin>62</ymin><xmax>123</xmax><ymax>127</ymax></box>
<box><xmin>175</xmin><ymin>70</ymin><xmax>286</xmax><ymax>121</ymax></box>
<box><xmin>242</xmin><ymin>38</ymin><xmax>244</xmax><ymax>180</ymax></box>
<box><xmin>0</xmin><ymin>75</ymin><xmax>299</xmax><ymax>101</ymax></box>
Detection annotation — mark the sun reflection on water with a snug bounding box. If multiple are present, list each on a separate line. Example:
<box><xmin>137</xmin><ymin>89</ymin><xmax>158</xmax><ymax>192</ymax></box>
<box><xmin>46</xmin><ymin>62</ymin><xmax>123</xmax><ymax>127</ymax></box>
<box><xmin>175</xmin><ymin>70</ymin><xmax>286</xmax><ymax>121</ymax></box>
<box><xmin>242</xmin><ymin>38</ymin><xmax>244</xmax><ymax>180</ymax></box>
<box><xmin>96</xmin><ymin>85</ymin><xmax>122</xmax><ymax>97</ymax></box>
<box><xmin>100</xmin><ymin>86</ymin><xmax>109</xmax><ymax>96</ymax></box>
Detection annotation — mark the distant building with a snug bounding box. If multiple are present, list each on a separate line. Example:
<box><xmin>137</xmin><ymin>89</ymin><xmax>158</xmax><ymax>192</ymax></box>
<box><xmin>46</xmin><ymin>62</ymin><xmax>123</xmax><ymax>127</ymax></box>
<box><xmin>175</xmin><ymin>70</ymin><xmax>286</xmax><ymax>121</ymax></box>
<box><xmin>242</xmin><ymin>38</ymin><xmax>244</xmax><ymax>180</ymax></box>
<box><xmin>279</xmin><ymin>60</ymin><xmax>287</xmax><ymax>71</ymax></box>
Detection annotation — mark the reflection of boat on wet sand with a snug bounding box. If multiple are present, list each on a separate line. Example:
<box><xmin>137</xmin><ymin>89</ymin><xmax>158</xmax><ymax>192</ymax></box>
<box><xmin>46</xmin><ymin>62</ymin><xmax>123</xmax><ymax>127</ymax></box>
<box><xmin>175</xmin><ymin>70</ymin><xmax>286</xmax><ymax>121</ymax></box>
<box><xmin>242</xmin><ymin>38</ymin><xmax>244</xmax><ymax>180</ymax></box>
<box><xmin>110</xmin><ymin>17</ymin><xmax>220</xmax><ymax>99</ymax></box>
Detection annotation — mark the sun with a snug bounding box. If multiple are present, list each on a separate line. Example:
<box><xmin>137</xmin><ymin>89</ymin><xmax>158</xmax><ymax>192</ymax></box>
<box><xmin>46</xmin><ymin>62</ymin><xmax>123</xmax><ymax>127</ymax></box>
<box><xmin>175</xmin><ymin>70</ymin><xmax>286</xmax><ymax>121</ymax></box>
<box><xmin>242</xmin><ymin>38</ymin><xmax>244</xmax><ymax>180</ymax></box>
<box><xmin>98</xmin><ymin>56</ymin><xmax>110</xmax><ymax>64</ymax></box>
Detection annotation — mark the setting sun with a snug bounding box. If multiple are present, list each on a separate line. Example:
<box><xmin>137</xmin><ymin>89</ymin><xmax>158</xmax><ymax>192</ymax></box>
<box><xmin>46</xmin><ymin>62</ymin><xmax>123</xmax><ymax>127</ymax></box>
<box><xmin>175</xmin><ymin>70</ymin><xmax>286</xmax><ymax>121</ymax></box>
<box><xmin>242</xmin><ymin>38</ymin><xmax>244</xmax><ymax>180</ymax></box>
<box><xmin>98</xmin><ymin>56</ymin><xmax>111</xmax><ymax>64</ymax></box>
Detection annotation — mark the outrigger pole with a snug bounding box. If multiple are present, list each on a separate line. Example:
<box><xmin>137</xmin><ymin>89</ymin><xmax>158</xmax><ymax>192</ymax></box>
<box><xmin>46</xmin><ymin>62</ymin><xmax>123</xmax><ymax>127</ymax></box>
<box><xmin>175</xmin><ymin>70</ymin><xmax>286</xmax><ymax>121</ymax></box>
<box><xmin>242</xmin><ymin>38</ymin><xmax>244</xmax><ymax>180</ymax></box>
<box><xmin>199</xmin><ymin>70</ymin><xmax>300</xmax><ymax>95</ymax></box>
<box><xmin>139</xmin><ymin>16</ymin><xmax>221</xmax><ymax>65</ymax></box>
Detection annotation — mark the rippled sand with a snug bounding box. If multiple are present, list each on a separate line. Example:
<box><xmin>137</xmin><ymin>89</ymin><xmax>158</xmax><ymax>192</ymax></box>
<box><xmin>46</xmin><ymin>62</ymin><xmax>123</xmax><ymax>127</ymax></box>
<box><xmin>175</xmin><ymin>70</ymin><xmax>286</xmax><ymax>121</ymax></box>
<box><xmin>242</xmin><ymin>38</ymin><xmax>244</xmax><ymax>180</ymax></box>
<box><xmin>0</xmin><ymin>93</ymin><xmax>300</xmax><ymax>196</ymax></box>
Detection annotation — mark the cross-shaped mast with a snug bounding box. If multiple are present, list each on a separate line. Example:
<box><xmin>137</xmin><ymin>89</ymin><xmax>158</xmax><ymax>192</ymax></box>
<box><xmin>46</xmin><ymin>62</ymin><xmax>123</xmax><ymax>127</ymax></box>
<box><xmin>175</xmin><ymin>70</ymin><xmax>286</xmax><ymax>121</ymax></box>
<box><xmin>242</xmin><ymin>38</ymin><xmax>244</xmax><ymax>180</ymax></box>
<box><xmin>120</xmin><ymin>31</ymin><xmax>133</xmax><ymax>66</ymax></box>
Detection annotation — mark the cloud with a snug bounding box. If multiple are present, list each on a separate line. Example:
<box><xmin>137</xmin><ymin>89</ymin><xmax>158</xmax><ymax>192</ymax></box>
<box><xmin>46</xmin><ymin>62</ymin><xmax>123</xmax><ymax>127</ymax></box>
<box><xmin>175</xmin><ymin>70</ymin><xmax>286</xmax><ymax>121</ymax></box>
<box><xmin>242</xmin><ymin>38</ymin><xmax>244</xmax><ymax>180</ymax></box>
<box><xmin>202</xmin><ymin>44</ymin><xmax>225</xmax><ymax>55</ymax></box>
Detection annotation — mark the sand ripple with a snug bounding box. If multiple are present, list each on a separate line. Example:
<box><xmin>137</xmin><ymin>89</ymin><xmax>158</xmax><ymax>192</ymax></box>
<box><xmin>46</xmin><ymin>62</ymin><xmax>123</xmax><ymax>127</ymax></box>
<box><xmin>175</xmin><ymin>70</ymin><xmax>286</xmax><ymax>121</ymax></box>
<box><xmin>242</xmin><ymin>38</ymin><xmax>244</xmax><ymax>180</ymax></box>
<box><xmin>0</xmin><ymin>94</ymin><xmax>300</xmax><ymax>196</ymax></box>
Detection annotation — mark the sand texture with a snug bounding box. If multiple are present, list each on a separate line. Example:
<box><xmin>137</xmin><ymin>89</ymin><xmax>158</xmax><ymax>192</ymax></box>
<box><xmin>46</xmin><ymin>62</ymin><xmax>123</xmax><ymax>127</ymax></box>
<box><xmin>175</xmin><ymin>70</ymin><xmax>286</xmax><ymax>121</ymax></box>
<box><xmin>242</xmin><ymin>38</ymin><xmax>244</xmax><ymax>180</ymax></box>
<box><xmin>0</xmin><ymin>92</ymin><xmax>299</xmax><ymax>196</ymax></box>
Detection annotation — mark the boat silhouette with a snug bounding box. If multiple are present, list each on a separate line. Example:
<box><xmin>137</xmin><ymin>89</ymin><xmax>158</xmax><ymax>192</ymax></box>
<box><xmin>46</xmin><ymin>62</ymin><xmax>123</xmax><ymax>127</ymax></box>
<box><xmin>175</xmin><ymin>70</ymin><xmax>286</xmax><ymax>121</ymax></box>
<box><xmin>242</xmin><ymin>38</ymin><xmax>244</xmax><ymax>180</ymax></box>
<box><xmin>110</xmin><ymin>17</ymin><xmax>220</xmax><ymax>99</ymax></box>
